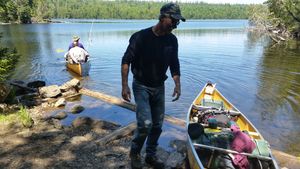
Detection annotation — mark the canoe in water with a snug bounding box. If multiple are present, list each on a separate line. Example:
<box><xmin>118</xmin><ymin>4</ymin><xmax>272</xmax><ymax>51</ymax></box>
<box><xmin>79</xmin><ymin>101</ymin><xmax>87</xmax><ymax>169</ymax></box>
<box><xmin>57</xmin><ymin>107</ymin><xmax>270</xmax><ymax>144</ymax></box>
<box><xmin>66</xmin><ymin>60</ymin><xmax>90</xmax><ymax>76</ymax></box>
<box><xmin>186</xmin><ymin>82</ymin><xmax>279</xmax><ymax>169</ymax></box>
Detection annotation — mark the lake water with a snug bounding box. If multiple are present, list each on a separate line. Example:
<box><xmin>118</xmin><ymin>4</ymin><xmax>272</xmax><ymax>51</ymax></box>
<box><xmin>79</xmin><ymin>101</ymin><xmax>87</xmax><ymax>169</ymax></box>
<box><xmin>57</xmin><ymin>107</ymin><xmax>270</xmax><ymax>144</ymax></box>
<box><xmin>1</xmin><ymin>19</ymin><xmax>300</xmax><ymax>156</ymax></box>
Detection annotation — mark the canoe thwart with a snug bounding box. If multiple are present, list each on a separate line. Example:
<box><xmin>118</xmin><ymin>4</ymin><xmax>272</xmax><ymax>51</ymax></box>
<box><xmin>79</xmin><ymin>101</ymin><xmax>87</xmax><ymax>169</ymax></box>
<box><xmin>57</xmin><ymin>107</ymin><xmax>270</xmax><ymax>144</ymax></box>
<box><xmin>193</xmin><ymin>143</ymin><xmax>272</xmax><ymax>161</ymax></box>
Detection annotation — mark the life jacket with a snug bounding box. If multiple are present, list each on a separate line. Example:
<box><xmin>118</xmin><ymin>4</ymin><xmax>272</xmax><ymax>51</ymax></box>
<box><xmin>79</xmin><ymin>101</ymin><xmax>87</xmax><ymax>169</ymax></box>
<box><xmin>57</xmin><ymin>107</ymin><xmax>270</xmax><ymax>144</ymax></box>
<box><xmin>68</xmin><ymin>46</ymin><xmax>89</xmax><ymax>63</ymax></box>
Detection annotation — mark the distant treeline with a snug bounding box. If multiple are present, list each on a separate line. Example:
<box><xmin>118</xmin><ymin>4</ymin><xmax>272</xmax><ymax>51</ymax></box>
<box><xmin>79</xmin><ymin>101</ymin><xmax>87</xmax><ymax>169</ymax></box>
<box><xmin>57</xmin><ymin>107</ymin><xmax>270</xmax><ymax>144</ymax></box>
<box><xmin>0</xmin><ymin>0</ymin><xmax>251</xmax><ymax>23</ymax></box>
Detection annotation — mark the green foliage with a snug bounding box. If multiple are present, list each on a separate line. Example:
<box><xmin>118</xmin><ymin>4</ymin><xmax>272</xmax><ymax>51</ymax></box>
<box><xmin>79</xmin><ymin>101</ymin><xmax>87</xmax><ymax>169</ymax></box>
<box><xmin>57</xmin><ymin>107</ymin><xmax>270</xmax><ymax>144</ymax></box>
<box><xmin>6</xmin><ymin>1</ymin><xmax>18</xmax><ymax>22</ymax></box>
<box><xmin>0</xmin><ymin>0</ymin><xmax>9</xmax><ymax>22</ymax></box>
<box><xmin>1</xmin><ymin>0</ymin><xmax>251</xmax><ymax>23</ymax></box>
<box><xmin>248</xmin><ymin>4</ymin><xmax>270</xmax><ymax>28</ymax></box>
<box><xmin>48</xmin><ymin>1</ymin><xmax>249</xmax><ymax>20</ymax></box>
<box><xmin>0</xmin><ymin>0</ymin><xmax>32</xmax><ymax>23</ymax></box>
<box><xmin>0</xmin><ymin>112</ymin><xmax>16</xmax><ymax>123</ymax></box>
<box><xmin>0</xmin><ymin>106</ymin><xmax>33</xmax><ymax>128</ymax></box>
<box><xmin>265</xmin><ymin>0</ymin><xmax>300</xmax><ymax>37</ymax></box>
<box><xmin>0</xmin><ymin>35</ymin><xmax>19</xmax><ymax>82</ymax></box>
<box><xmin>18</xmin><ymin>106</ymin><xmax>33</xmax><ymax>128</ymax></box>
<box><xmin>18</xmin><ymin>5</ymin><xmax>32</xmax><ymax>23</ymax></box>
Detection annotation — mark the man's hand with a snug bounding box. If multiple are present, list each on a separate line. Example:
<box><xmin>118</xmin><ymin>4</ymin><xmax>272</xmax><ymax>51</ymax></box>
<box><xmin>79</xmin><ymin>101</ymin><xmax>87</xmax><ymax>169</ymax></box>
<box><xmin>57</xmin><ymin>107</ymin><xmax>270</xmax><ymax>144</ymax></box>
<box><xmin>122</xmin><ymin>85</ymin><xmax>131</xmax><ymax>102</ymax></box>
<box><xmin>172</xmin><ymin>84</ymin><xmax>181</xmax><ymax>102</ymax></box>
<box><xmin>121</xmin><ymin>64</ymin><xmax>130</xmax><ymax>102</ymax></box>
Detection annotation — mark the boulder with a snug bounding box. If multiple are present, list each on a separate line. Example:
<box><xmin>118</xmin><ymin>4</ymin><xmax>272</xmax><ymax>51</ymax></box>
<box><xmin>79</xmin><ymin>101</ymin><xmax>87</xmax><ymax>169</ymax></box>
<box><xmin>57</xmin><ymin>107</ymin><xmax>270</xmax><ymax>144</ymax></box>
<box><xmin>54</xmin><ymin>98</ymin><xmax>66</xmax><ymax>107</ymax></box>
<box><xmin>70</xmin><ymin>105</ymin><xmax>85</xmax><ymax>114</ymax></box>
<box><xmin>39</xmin><ymin>85</ymin><xmax>61</xmax><ymax>98</ymax></box>
<box><xmin>0</xmin><ymin>83</ymin><xmax>11</xmax><ymax>103</ymax></box>
<box><xmin>53</xmin><ymin>111</ymin><xmax>68</xmax><ymax>120</ymax></box>
<box><xmin>166</xmin><ymin>152</ymin><xmax>186</xmax><ymax>168</ymax></box>
<box><xmin>27</xmin><ymin>80</ymin><xmax>46</xmax><ymax>88</ymax></box>
<box><xmin>0</xmin><ymin>103</ymin><xmax>19</xmax><ymax>114</ymax></box>
<box><xmin>60</xmin><ymin>78</ymin><xmax>81</xmax><ymax>92</ymax></box>
<box><xmin>72</xmin><ymin>116</ymin><xmax>93</xmax><ymax>128</ymax></box>
<box><xmin>169</xmin><ymin>139</ymin><xmax>187</xmax><ymax>154</ymax></box>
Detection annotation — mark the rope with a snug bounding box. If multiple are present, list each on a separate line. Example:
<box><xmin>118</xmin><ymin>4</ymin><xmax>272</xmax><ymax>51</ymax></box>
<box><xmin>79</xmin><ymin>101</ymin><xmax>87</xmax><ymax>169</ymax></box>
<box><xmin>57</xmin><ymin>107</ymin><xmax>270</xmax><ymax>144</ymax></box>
<box><xmin>87</xmin><ymin>19</ymin><xmax>94</xmax><ymax>51</ymax></box>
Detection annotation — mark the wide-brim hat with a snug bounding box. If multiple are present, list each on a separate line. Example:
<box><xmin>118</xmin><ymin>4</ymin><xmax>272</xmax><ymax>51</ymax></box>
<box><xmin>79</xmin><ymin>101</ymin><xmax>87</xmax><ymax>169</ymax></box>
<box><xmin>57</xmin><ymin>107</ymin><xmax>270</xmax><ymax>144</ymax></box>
<box><xmin>72</xmin><ymin>36</ymin><xmax>80</xmax><ymax>41</ymax></box>
<box><xmin>160</xmin><ymin>3</ymin><xmax>186</xmax><ymax>22</ymax></box>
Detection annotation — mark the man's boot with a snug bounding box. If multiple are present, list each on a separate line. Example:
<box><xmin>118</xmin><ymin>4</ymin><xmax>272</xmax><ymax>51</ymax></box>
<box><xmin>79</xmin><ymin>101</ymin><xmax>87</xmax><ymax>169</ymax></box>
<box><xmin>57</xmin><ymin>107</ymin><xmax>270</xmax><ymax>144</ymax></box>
<box><xmin>130</xmin><ymin>151</ymin><xmax>142</xmax><ymax>169</ymax></box>
<box><xmin>145</xmin><ymin>155</ymin><xmax>164</xmax><ymax>169</ymax></box>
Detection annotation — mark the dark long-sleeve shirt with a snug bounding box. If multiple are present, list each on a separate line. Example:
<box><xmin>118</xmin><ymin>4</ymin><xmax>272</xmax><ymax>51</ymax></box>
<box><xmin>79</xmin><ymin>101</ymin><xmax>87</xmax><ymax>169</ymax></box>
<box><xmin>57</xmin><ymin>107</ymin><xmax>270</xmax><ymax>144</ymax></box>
<box><xmin>122</xmin><ymin>27</ymin><xmax>180</xmax><ymax>87</ymax></box>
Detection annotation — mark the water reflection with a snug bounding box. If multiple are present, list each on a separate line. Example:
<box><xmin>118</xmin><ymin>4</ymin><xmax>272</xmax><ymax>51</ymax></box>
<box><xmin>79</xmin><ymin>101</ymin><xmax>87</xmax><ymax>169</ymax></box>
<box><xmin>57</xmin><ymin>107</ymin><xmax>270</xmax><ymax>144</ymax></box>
<box><xmin>254</xmin><ymin>40</ymin><xmax>300</xmax><ymax>154</ymax></box>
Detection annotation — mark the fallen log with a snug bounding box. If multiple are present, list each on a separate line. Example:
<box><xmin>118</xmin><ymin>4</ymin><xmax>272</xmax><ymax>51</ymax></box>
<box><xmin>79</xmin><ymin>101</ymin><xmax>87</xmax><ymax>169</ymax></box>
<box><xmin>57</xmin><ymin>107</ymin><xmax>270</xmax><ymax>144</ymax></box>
<box><xmin>79</xmin><ymin>88</ymin><xmax>135</xmax><ymax>111</ymax></box>
<box><xmin>79</xmin><ymin>88</ymin><xmax>185</xmax><ymax>127</ymax></box>
<box><xmin>96</xmin><ymin>122</ymin><xmax>136</xmax><ymax>145</ymax></box>
<box><xmin>9</xmin><ymin>81</ymin><xmax>37</xmax><ymax>92</ymax></box>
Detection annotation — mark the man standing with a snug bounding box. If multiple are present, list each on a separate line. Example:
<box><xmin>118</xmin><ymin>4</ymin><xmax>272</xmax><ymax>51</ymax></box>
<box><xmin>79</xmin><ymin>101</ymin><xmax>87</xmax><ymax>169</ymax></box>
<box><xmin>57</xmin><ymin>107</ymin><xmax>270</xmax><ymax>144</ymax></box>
<box><xmin>121</xmin><ymin>3</ymin><xmax>185</xmax><ymax>169</ymax></box>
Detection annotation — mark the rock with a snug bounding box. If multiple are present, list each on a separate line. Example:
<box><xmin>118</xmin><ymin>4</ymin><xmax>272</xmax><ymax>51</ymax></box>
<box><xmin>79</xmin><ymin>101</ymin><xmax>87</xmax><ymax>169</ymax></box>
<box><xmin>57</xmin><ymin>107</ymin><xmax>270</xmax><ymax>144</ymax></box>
<box><xmin>70</xmin><ymin>105</ymin><xmax>85</xmax><ymax>114</ymax></box>
<box><xmin>52</xmin><ymin>119</ymin><xmax>63</xmax><ymax>129</ymax></box>
<box><xmin>71</xmin><ymin>117</ymin><xmax>120</xmax><ymax>131</ymax></box>
<box><xmin>83</xmin><ymin>142</ymin><xmax>98</xmax><ymax>149</ymax></box>
<box><xmin>10</xmin><ymin>80</ymin><xmax>31</xmax><ymax>96</ymax></box>
<box><xmin>39</xmin><ymin>85</ymin><xmax>61</xmax><ymax>98</ymax></box>
<box><xmin>0</xmin><ymin>83</ymin><xmax>11</xmax><ymax>103</ymax></box>
<box><xmin>41</xmin><ymin>102</ymin><xmax>49</xmax><ymax>107</ymax></box>
<box><xmin>53</xmin><ymin>111</ymin><xmax>67</xmax><ymax>120</ymax></box>
<box><xmin>17</xmin><ymin>130</ymin><xmax>33</xmax><ymax>138</ymax></box>
<box><xmin>92</xmin><ymin>120</ymin><xmax>120</xmax><ymax>130</ymax></box>
<box><xmin>72</xmin><ymin>116</ymin><xmax>93</xmax><ymax>128</ymax></box>
<box><xmin>169</xmin><ymin>140</ymin><xmax>187</xmax><ymax>154</ymax></box>
<box><xmin>166</xmin><ymin>152</ymin><xmax>186</xmax><ymax>169</ymax></box>
<box><xmin>70</xmin><ymin>135</ymin><xmax>92</xmax><ymax>145</ymax></box>
<box><xmin>156</xmin><ymin>147</ymin><xmax>170</xmax><ymax>162</ymax></box>
<box><xmin>60</xmin><ymin>78</ymin><xmax>81</xmax><ymax>92</ymax></box>
<box><xmin>53</xmin><ymin>134</ymin><xmax>68</xmax><ymax>144</ymax></box>
<box><xmin>62</xmin><ymin>88</ymin><xmax>78</xmax><ymax>97</ymax></box>
<box><xmin>54</xmin><ymin>98</ymin><xmax>66</xmax><ymax>107</ymax></box>
<box><xmin>27</xmin><ymin>80</ymin><xmax>46</xmax><ymax>88</ymax></box>
<box><xmin>0</xmin><ymin>103</ymin><xmax>19</xmax><ymax>114</ymax></box>
<box><xmin>21</xmin><ymin>100</ymin><xmax>37</xmax><ymax>107</ymax></box>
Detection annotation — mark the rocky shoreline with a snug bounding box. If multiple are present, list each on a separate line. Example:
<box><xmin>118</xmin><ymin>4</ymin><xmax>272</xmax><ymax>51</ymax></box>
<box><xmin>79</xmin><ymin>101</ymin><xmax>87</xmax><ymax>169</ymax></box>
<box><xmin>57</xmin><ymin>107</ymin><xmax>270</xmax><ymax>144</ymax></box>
<box><xmin>0</xmin><ymin>79</ymin><xmax>187</xmax><ymax>169</ymax></box>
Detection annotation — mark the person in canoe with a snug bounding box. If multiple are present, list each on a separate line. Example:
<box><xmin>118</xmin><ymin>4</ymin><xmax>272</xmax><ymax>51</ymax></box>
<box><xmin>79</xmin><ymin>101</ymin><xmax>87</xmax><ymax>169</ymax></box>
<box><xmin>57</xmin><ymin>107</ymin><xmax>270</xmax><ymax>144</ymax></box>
<box><xmin>121</xmin><ymin>2</ymin><xmax>185</xmax><ymax>169</ymax></box>
<box><xmin>65</xmin><ymin>36</ymin><xmax>89</xmax><ymax>64</ymax></box>
<box><xmin>68</xmin><ymin>35</ymin><xmax>85</xmax><ymax>50</ymax></box>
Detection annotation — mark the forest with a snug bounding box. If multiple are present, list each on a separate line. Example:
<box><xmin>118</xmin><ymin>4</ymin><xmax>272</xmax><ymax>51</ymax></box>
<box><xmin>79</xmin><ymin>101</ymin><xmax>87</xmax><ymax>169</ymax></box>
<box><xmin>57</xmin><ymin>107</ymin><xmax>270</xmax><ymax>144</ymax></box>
<box><xmin>1</xmin><ymin>0</ymin><xmax>299</xmax><ymax>39</ymax></box>
<box><xmin>0</xmin><ymin>0</ymin><xmax>250</xmax><ymax>24</ymax></box>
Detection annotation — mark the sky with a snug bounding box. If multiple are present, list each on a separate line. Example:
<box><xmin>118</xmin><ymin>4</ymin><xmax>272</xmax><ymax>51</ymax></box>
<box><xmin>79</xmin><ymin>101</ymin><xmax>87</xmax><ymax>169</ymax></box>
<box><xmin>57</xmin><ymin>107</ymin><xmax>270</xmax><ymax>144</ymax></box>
<box><xmin>145</xmin><ymin>0</ymin><xmax>266</xmax><ymax>4</ymax></box>
<box><xmin>196</xmin><ymin>0</ymin><xmax>265</xmax><ymax>4</ymax></box>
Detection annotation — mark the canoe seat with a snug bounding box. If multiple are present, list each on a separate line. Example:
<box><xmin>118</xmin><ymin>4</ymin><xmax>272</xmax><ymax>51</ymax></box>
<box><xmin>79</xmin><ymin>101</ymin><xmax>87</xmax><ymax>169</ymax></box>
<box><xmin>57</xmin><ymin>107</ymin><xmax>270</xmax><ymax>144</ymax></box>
<box><xmin>201</xmin><ymin>99</ymin><xmax>224</xmax><ymax>109</ymax></box>
<box><xmin>204</xmin><ymin>84</ymin><xmax>215</xmax><ymax>99</ymax></box>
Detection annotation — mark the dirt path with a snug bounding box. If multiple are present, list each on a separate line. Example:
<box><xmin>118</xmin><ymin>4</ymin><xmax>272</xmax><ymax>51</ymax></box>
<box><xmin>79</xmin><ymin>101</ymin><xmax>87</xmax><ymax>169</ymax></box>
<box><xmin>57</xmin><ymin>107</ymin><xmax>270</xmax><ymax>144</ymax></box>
<box><xmin>0</xmin><ymin>106</ymin><xmax>187</xmax><ymax>169</ymax></box>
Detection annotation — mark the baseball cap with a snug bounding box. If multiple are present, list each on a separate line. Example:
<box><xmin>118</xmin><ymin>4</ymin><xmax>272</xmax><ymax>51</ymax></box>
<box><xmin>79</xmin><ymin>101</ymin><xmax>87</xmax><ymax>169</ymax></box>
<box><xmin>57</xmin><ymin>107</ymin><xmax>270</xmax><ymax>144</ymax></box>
<box><xmin>160</xmin><ymin>3</ymin><xmax>186</xmax><ymax>22</ymax></box>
